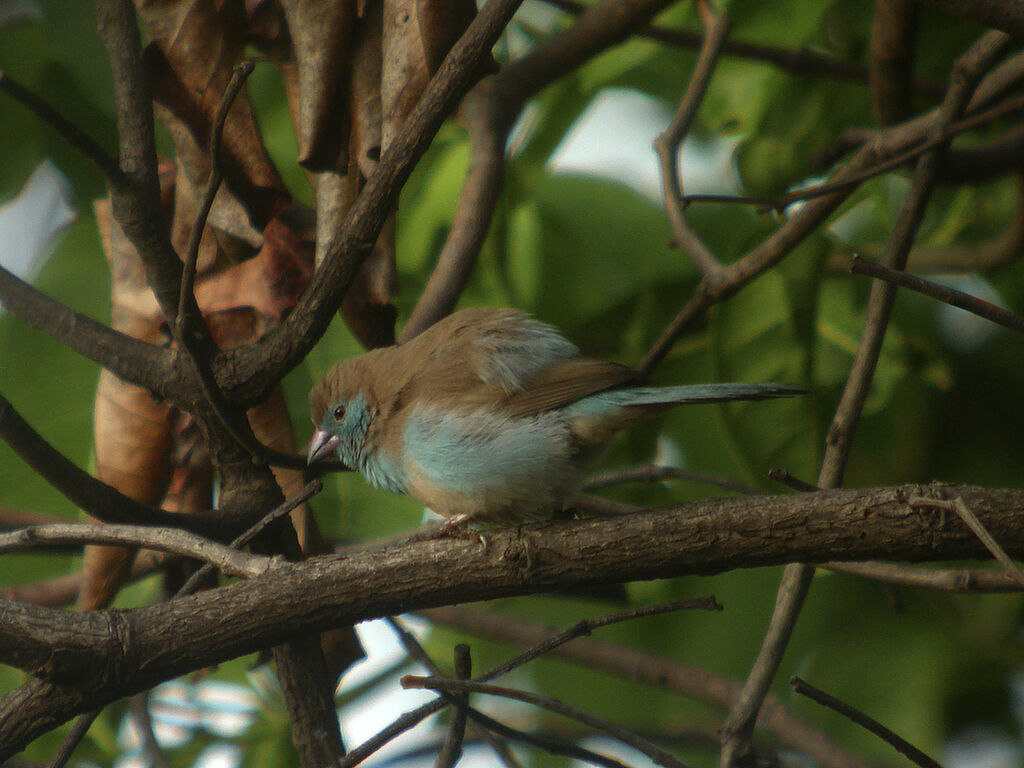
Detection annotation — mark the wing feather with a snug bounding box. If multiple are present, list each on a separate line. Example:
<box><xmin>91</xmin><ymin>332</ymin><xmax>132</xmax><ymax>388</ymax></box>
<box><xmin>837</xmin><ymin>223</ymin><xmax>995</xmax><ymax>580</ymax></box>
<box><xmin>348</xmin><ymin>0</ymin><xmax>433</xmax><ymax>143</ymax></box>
<box><xmin>503</xmin><ymin>358</ymin><xmax>638</xmax><ymax>416</ymax></box>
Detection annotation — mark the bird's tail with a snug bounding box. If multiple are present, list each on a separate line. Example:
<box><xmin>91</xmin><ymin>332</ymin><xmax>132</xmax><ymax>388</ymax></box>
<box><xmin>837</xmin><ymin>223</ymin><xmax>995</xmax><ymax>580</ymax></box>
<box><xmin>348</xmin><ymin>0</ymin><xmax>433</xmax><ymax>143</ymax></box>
<box><xmin>614</xmin><ymin>382</ymin><xmax>806</xmax><ymax>408</ymax></box>
<box><xmin>565</xmin><ymin>383</ymin><xmax>805</xmax><ymax>449</ymax></box>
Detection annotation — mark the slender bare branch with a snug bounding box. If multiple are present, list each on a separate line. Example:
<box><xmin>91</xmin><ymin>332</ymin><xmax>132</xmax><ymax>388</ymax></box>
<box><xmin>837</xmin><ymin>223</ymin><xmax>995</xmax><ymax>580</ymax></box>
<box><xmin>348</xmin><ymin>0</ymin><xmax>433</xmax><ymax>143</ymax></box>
<box><xmin>910</xmin><ymin>495</ymin><xmax>1024</xmax><ymax>589</ymax></box>
<box><xmin>178</xmin><ymin>60</ymin><xmax>256</xmax><ymax>320</ymax></box>
<box><xmin>0</xmin><ymin>523</ymin><xmax>271</xmax><ymax>579</ymax></box>
<box><xmin>434</xmin><ymin>645</ymin><xmax>472</xmax><ymax>768</ymax></box>
<box><xmin>465</xmin><ymin>706</ymin><xmax>632</xmax><ymax>768</ymax></box>
<box><xmin>0</xmin><ymin>72</ymin><xmax>125</xmax><ymax>187</ymax></box>
<box><xmin>824</xmin><ymin>561</ymin><xmax>1022</xmax><ymax>592</ymax></box>
<box><xmin>655</xmin><ymin>0</ymin><xmax>729</xmax><ymax>280</ymax></box>
<box><xmin>536</xmin><ymin>0</ymin><xmax>943</xmax><ymax>96</ymax></box>
<box><xmin>404</xmin><ymin>675</ymin><xmax>693</xmax><ymax>768</ymax></box>
<box><xmin>791</xmin><ymin>676</ymin><xmax>943</xmax><ymax>768</ymax></box>
<box><xmin>682</xmin><ymin>89</ymin><xmax>1024</xmax><ymax>212</ymax></box>
<box><xmin>850</xmin><ymin>255</ymin><xmax>1024</xmax><ymax>335</ymax></box>
<box><xmin>94</xmin><ymin>0</ymin><xmax>200</xmax><ymax>327</ymax></box>
<box><xmin>48</xmin><ymin>710</ymin><xmax>101</xmax><ymax>768</ymax></box>
<box><xmin>870</xmin><ymin>0</ymin><xmax>918</xmax><ymax>125</ymax></box>
<box><xmin>130</xmin><ymin>693</ymin><xmax>172</xmax><ymax>768</ymax></box>
<box><xmin>175</xmin><ymin>480</ymin><xmax>323</xmax><ymax>597</ymax></box>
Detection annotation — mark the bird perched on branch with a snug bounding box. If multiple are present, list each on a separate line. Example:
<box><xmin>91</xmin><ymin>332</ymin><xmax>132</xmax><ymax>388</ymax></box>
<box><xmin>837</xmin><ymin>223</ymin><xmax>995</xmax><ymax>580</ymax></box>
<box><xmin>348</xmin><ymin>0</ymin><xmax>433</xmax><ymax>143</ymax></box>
<box><xmin>307</xmin><ymin>308</ymin><xmax>802</xmax><ymax>528</ymax></box>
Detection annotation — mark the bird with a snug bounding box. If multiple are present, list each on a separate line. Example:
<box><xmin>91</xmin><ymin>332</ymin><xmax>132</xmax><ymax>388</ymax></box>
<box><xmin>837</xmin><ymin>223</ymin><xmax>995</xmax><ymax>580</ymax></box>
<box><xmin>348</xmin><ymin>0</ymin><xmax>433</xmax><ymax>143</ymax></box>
<box><xmin>307</xmin><ymin>307</ymin><xmax>802</xmax><ymax>528</ymax></box>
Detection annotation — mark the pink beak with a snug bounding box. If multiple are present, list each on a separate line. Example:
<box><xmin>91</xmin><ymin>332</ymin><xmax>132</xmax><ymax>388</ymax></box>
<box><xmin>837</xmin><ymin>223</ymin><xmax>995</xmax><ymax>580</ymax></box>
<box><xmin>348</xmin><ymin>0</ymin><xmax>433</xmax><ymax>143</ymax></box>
<box><xmin>307</xmin><ymin>429</ymin><xmax>342</xmax><ymax>465</ymax></box>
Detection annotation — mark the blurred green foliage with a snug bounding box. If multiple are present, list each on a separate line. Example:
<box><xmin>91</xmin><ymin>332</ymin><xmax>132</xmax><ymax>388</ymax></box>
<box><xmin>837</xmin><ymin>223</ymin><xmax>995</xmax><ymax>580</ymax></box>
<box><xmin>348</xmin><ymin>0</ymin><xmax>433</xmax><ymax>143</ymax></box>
<box><xmin>2</xmin><ymin>1</ymin><xmax>1024</xmax><ymax>767</ymax></box>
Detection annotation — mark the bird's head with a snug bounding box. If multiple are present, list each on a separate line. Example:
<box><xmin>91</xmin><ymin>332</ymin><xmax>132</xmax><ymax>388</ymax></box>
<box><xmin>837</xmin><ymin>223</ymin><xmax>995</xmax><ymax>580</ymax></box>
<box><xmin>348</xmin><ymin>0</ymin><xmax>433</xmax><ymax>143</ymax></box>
<box><xmin>307</xmin><ymin>362</ymin><xmax>375</xmax><ymax>469</ymax></box>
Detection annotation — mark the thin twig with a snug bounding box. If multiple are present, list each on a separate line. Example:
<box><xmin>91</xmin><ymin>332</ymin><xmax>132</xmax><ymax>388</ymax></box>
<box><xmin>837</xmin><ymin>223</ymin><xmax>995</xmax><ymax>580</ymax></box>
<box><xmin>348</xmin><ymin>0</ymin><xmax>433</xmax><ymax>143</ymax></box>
<box><xmin>0</xmin><ymin>396</ymin><xmax>225</xmax><ymax>536</ymax></box>
<box><xmin>130</xmin><ymin>692</ymin><xmax>172</xmax><ymax>768</ymax></box>
<box><xmin>0</xmin><ymin>264</ymin><xmax>174</xmax><ymax>398</ymax></box>
<box><xmin>382</xmin><ymin>616</ymin><xmax>534</xmax><ymax>768</ymax></box>
<box><xmin>790</xmin><ymin>676</ymin><xmax>943</xmax><ymax>768</ymax></box>
<box><xmin>401</xmin><ymin>0</ymin><xmax>678</xmax><ymax>340</ymax></box>
<box><xmin>850</xmin><ymin>255</ymin><xmax>1024</xmax><ymax>336</ymax></box>
<box><xmin>403</xmin><ymin>676</ymin><xmax>693</xmax><ymax>768</ymax></box>
<box><xmin>178</xmin><ymin>60</ymin><xmax>256</xmax><ymax>322</ymax></box>
<box><xmin>536</xmin><ymin>0</ymin><xmax>944</xmax><ymax>94</ymax></box>
<box><xmin>0</xmin><ymin>71</ymin><xmax>126</xmax><ymax>187</ymax></box>
<box><xmin>175</xmin><ymin>479</ymin><xmax>322</xmax><ymax>597</ymax></box>
<box><xmin>434</xmin><ymin>645</ymin><xmax>472</xmax><ymax>768</ymax></box>
<box><xmin>823</xmin><ymin>561</ymin><xmax>1022</xmax><ymax>592</ymax></box>
<box><xmin>483</xmin><ymin>597</ymin><xmax>722</xmax><ymax>682</ymax></box>
<box><xmin>681</xmin><ymin>89</ymin><xmax>1024</xmax><ymax>212</ymax></box>
<box><xmin>586</xmin><ymin>464</ymin><xmax>759</xmax><ymax>495</ymax></box>
<box><xmin>766</xmin><ymin>468</ymin><xmax>819</xmax><ymax>493</ymax></box>
<box><xmin>420</xmin><ymin>604</ymin><xmax>877</xmax><ymax>768</ymax></box>
<box><xmin>464</xmin><ymin>705</ymin><xmax>632</xmax><ymax>768</ymax></box>
<box><xmin>654</xmin><ymin>0</ymin><xmax>729</xmax><ymax>279</ymax></box>
<box><xmin>909</xmin><ymin>495</ymin><xmax>1024</xmax><ymax>589</ymax></box>
<box><xmin>47</xmin><ymin>709</ymin><xmax>101</xmax><ymax>768</ymax></box>
<box><xmin>0</xmin><ymin>523</ymin><xmax>271</xmax><ymax>578</ymax></box>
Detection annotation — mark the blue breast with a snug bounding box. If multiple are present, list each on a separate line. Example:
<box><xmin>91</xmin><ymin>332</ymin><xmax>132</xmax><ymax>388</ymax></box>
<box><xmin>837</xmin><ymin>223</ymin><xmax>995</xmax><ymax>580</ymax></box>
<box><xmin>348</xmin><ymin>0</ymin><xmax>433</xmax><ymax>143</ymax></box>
<box><xmin>403</xmin><ymin>406</ymin><xmax>574</xmax><ymax>496</ymax></box>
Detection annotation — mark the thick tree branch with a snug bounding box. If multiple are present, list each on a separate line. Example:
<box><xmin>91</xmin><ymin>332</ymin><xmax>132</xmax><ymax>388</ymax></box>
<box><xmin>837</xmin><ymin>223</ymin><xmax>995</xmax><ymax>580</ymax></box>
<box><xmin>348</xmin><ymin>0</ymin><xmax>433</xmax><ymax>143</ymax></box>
<box><xmin>94</xmin><ymin>0</ymin><xmax>208</xmax><ymax>339</ymax></box>
<box><xmin>2</xmin><ymin>483</ymin><xmax>1024</xmax><ymax>757</ymax></box>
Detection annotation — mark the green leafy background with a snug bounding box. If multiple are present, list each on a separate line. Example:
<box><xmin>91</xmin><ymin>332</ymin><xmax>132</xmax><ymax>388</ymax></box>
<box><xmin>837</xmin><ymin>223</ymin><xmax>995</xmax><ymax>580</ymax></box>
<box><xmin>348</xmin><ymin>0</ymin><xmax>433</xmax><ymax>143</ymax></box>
<box><xmin>3</xmin><ymin>1</ymin><xmax>1024</xmax><ymax>766</ymax></box>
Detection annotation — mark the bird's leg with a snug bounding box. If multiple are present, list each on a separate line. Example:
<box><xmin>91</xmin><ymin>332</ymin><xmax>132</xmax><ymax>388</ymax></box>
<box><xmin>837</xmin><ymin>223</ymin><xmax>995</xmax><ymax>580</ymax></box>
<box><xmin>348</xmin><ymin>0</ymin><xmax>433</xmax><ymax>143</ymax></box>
<box><xmin>436</xmin><ymin>513</ymin><xmax>489</xmax><ymax>551</ymax></box>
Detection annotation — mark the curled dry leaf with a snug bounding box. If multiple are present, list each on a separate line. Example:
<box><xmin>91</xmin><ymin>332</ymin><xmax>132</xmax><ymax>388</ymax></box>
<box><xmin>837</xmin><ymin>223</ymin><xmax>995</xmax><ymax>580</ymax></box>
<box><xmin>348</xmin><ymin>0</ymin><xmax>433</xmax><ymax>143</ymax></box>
<box><xmin>139</xmin><ymin>0</ymin><xmax>289</xmax><ymax>228</ymax></box>
<box><xmin>194</xmin><ymin>216</ymin><xmax>315</xmax><ymax>328</ymax></box>
<box><xmin>80</xmin><ymin>194</ymin><xmax>177</xmax><ymax>612</ymax></box>
<box><xmin>278</xmin><ymin>0</ymin><xmax>358</xmax><ymax>171</ymax></box>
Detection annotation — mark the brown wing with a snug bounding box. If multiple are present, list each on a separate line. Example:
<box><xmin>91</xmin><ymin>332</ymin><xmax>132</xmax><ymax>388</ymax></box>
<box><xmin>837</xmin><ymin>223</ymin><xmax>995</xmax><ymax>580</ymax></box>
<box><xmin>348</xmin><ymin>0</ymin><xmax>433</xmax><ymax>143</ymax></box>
<box><xmin>502</xmin><ymin>357</ymin><xmax>638</xmax><ymax>416</ymax></box>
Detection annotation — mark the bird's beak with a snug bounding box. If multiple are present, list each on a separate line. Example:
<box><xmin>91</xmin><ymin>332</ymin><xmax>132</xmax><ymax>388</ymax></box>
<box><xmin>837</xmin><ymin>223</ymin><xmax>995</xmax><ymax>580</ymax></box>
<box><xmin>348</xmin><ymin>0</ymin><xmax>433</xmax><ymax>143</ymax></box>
<box><xmin>307</xmin><ymin>429</ymin><xmax>342</xmax><ymax>465</ymax></box>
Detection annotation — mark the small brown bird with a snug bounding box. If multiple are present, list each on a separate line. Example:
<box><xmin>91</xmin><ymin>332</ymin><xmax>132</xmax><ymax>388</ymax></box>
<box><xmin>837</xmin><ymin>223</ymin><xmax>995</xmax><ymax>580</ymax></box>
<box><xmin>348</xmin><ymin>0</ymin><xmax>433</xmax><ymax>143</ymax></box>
<box><xmin>308</xmin><ymin>308</ymin><xmax>801</xmax><ymax>527</ymax></box>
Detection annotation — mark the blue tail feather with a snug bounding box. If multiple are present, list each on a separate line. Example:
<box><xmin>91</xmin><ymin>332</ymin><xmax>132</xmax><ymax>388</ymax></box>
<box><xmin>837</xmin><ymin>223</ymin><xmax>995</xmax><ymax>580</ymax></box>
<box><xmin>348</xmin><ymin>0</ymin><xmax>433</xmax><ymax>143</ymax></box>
<box><xmin>613</xmin><ymin>383</ymin><xmax>805</xmax><ymax>408</ymax></box>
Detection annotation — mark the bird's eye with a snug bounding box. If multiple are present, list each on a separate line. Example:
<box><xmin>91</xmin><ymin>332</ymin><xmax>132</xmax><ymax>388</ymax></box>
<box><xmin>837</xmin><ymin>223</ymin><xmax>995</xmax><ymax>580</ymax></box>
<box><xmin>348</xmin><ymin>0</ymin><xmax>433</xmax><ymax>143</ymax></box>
<box><xmin>333</xmin><ymin>404</ymin><xmax>346</xmax><ymax>421</ymax></box>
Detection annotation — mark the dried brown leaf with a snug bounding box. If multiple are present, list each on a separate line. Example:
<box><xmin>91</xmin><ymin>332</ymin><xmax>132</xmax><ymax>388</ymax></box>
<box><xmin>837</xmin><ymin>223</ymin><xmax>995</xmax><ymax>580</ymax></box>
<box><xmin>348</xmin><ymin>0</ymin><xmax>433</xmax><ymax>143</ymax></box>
<box><xmin>279</xmin><ymin>0</ymin><xmax>358</xmax><ymax>170</ymax></box>
<box><xmin>139</xmin><ymin>0</ymin><xmax>289</xmax><ymax>227</ymax></box>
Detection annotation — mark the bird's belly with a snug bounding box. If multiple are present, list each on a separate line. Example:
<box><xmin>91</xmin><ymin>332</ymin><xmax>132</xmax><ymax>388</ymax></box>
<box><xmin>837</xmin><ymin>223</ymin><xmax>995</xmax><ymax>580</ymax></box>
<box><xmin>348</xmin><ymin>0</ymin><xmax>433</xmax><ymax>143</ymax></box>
<box><xmin>402</xmin><ymin>407</ymin><xmax>582</xmax><ymax>524</ymax></box>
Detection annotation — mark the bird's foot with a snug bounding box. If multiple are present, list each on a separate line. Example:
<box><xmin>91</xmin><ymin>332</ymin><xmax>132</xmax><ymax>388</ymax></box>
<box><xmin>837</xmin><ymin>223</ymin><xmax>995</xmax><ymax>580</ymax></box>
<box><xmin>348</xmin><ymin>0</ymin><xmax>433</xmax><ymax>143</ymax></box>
<box><xmin>437</xmin><ymin>514</ymin><xmax>489</xmax><ymax>552</ymax></box>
